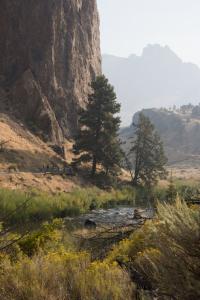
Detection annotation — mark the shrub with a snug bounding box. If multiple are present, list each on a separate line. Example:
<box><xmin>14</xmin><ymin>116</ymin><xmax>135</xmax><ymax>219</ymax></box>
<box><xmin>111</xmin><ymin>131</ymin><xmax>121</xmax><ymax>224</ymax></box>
<box><xmin>0</xmin><ymin>251</ymin><xmax>135</xmax><ymax>300</ymax></box>
<box><xmin>108</xmin><ymin>198</ymin><xmax>200</xmax><ymax>300</ymax></box>
<box><xmin>18</xmin><ymin>219</ymin><xmax>65</xmax><ymax>256</ymax></box>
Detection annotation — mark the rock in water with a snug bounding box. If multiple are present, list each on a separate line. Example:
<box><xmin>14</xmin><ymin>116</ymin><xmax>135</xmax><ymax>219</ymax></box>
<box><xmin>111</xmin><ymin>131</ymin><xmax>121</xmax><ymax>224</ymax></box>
<box><xmin>0</xmin><ymin>0</ymin><xmax>101</xmax><ymax>144</ymax></box>
<box><xmin>134</xmin><ymin>209</ymin><xmax>143</xmax><ymax>220</ymax></box>
<box><xmin>84</xmin><ymin>219</ymin><xmax>97</xmax><ymax>229</ymax></box>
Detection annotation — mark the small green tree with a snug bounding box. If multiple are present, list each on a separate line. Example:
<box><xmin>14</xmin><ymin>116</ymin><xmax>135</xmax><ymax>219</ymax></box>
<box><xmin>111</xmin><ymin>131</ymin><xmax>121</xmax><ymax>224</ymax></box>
<box><xmin>73</xmin><ymin>75</ymin><xmax>122</xmax><ymax>177</ymax></box>
<box><xmin>128</xmin><ymin>113</ymin><xmax>167</xmax><ymax>186</ymax></box>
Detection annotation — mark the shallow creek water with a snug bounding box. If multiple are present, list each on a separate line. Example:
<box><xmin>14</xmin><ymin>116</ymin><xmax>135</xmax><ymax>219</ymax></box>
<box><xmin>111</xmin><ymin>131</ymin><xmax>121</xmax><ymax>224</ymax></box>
<box><xmin>67</xmin><ymin>206</ymin><xmax>154</xmax><ymax>228</ymax></box>
<box><xmin>65</xmin><ymin>206</ymin><xmax>154</xmax><ymax>259</ymax></box>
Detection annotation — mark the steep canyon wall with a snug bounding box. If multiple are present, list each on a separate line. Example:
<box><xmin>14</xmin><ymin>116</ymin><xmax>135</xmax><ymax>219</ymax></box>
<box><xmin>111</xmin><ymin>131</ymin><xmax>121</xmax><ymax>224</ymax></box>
<box><xmin>0</xmin><ymin>0</ymin><xmax>101</xmax><ymax>144</ymax></box>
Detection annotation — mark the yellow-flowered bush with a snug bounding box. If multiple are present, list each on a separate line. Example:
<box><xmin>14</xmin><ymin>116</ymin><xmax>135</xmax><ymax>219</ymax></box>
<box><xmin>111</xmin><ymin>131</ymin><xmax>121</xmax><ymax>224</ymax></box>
<box><xmin>0</xmin><ymin>251</ymin><xmax>135</xmax><ymax>300</ymax></box>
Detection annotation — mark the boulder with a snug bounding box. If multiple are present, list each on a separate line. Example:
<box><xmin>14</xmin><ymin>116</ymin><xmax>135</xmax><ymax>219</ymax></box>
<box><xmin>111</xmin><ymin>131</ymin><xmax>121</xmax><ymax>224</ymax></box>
<box><xmin>133</xmin><ymin>209</ymin><xmax>143</xmax><ymax>220</ymax></box>
<box><xmin>84</xmin><ymin>219</ymin><xmax>97</xmax><ymax>229</ymax></box>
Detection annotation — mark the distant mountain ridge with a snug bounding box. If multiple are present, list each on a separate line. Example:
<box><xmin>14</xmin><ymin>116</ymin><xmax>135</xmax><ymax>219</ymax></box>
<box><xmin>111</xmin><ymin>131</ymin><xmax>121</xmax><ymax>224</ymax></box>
<box><xmin>102</xmin><ymin>44</ymin><xmax>200</xmax><ymax>125</ymax></box>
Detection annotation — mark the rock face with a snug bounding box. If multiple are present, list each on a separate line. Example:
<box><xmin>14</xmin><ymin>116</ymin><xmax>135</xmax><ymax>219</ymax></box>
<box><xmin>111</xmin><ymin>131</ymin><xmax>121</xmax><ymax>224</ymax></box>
<box><xmin>0</xmin><ymin>0</ymin><xmax>101</xmax><ymax>144</ymax></box>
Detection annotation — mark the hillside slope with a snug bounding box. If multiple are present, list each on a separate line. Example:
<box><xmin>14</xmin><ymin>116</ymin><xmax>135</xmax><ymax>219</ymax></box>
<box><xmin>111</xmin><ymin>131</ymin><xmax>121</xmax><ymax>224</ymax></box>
<box><xmin>120</xmin><ymin>107</ymin><xmax>200</xmax><ymax>169</ymax></box>
<box><xmin>0</xmin><ymin>113</ymin><xmax>84</xmax><ymax>192</ymax></box>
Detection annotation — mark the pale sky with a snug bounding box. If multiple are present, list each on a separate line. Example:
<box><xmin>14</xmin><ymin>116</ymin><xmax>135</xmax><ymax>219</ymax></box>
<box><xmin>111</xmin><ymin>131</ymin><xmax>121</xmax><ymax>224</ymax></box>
<box><xmin>97</xmin><ymin>0</ymin><xmax>200</xmax><ymax>66</ymax></box>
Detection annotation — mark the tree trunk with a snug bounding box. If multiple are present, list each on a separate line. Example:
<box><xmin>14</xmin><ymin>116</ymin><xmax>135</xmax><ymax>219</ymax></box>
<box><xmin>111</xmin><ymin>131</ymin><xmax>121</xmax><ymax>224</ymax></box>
<box><xmin>132</xmin><ymin>144</ymin><xmax>141</xmax><ymax>186</ymax></box>
<box><xmin>91</xmin><ymin>155</ymin><xmax>97</xmax><ymax>177</ymax></box>
<box><xmin>132</xmin><ymin>176</ymin><xmax>139</xmax><ymax>186</ymax></box>
<box><xmin>132</xmin><ymin>168</ymin><xmax>140</xmax><ymax>186</ymax></box>
<box><xmin>105</xmin><ymin>167</ymin><xmax>109</xmax><ymax>176</ymax></box>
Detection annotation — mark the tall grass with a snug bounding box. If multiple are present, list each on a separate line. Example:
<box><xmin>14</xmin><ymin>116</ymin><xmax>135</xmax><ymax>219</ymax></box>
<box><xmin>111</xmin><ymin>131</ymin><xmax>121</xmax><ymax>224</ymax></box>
<box><xmin>0</xmin><ymin>187</ymin><xmax>135</xmax><ymax>226</ymax></box>
<box><xmin>1</xmin><ymin>178</ymin><xmax>199</xmax><ymax>227</ymax></box>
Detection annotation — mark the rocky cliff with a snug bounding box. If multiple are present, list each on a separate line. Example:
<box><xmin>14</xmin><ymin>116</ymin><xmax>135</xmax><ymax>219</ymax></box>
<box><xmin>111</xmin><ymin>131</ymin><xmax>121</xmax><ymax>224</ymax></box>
<box><xmin>0</xmin><ymin>0</ymin><xmax>101</xmax><ymax>144</ymax></box>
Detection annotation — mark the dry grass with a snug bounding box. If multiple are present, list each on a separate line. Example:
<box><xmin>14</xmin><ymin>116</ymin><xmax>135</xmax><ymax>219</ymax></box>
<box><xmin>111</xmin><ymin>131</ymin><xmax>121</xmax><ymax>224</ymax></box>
<box><xmin>0</xmin><ymin>114</ymin><xmax>87</xmax><ymax>192</ymax></box>
<box><xmin>0</xmin><ymin>172</ymin><xmax>84</xmax><ymax>193</ymax></box>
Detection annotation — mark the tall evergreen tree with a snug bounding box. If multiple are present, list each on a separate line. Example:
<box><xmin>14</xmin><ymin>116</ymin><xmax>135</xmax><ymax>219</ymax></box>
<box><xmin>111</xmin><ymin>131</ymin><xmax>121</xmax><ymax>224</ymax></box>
<box><xmin>73</xmin><ymin>75</ymin><xmax>122</xmax><ymax>176</ymax></box>
<box><xmin>128</xmin><ymin>113</ymin><xmax>167</xmax><ymax>186</ymax></box>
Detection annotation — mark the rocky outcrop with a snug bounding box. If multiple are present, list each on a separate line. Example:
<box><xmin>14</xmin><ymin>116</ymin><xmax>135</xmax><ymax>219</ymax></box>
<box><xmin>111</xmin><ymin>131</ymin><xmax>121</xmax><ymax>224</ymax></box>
<box><xmin>11</xmin><ymin>70</ymin><xmax>63</xmax><ymax>144</ymax></box>
<box><xmin>0</xmin><ymin>0</ymin><xmax>101</xmax><ymax>144</ymax></box>
<box><xmin>120</xmin><ymin>108</ymin><xmax>200</xmax><ymax>166</ymax></box>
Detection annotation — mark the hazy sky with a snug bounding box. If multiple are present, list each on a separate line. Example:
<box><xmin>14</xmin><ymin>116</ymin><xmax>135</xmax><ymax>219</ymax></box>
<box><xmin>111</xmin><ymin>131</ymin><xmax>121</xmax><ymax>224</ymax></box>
<box><xmin>97</xmin><ymin>0</ymin><xmax>200</xmax><ymax>66</ymax></box>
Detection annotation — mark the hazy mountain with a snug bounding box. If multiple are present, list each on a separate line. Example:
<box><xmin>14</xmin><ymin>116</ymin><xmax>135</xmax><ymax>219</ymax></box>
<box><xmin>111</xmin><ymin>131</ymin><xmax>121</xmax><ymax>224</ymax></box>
<box><xmin>102</xmin><ymin>44</ymin><xmax>200</xmax><ymax>125</ymax></box>
<box><xmin>120</xmin><ymin>106</ymin><xmax>200</xmax><ymax>166</ymax></box>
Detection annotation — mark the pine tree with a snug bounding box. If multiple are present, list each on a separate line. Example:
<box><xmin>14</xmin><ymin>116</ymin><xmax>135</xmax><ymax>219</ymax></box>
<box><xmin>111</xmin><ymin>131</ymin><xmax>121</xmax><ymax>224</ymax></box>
<box><xmin>73</xmin><ymin>75</ymin><xmax>122</xmax><ymax>177</ymax></box>
<box><xmin>129</xmin><ymin>113</ymin><xmax>168</xmax><ymax>186</ymax></box>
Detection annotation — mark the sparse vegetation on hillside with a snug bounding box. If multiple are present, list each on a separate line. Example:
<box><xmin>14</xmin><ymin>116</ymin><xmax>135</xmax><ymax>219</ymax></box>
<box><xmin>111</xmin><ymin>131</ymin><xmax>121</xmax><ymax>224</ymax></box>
<box><xmin>120</xmin><ymin>106</ymin><xmax>200</xmax><ymax>169</ymax></box>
